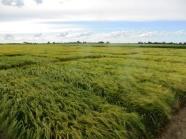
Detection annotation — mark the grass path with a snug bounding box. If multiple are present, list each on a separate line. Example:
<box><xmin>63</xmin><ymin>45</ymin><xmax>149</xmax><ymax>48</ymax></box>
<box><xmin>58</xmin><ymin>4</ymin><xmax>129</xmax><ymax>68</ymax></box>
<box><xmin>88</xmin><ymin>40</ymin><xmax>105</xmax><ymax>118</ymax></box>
<box><xmin>159</xmin><ymin>107</ymin><xmax>186</xmax><ymax>139</ymax></box>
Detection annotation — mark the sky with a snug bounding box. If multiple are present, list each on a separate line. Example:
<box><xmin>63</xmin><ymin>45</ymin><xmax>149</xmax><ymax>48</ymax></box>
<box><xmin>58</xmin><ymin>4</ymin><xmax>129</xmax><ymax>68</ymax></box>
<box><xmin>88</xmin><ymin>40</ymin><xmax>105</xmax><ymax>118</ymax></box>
<box><xmin>0</xmin><ymin>0</ymin><xmax>186</xmax><ymax>43</ymax></box>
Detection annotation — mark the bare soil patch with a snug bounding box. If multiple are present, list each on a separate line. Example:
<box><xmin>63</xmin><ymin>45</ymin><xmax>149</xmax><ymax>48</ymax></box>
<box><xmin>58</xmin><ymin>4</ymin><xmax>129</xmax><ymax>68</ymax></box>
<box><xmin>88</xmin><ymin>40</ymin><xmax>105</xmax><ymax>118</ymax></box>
<box><xmin>159</xmin><ymin>107</ymin><xmax>186</xmax><ymax>139</ymax></box>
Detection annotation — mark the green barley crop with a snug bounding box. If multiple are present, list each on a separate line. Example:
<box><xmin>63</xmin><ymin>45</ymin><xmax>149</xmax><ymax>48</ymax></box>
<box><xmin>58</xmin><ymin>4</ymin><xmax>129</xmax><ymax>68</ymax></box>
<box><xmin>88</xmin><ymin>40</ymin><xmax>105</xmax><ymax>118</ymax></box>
<box><xmin>0</xmin><ymin>44</ymin><xmax>185</xmax><ymax>139</ymax></box>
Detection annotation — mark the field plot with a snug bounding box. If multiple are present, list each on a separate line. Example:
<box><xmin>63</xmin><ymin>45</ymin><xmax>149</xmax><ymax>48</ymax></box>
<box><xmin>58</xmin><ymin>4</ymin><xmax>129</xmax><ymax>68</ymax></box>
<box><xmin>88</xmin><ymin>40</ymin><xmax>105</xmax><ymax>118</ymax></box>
<box><xmin>0</xmin><ymin>44</ymin><xmax>186</xmax><ymax>139</ymax></box>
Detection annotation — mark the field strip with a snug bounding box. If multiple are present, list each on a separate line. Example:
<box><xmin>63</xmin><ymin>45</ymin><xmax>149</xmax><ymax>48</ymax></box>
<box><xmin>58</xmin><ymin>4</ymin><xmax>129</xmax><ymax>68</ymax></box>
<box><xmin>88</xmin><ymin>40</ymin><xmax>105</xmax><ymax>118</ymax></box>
<box><xmin>0</xmin><ymin>61</ymin><xmax>36</xmax><ymax>70</ymax></box>
<box><xmin>0</xmin><ymin>55</ymin><xmax>185</xmax><ymax>77</ymax></box>
<box><xmin>0</xmin><ymin>55</ymin><xmax>113</xmax><ymax>71</ymax></box>
<box><xmin>56</xmin><ymin>55</ymin><xmax>107</xmax><ymax>62</ymax></box>
<box><xmin>0</xmin><ymin>54</ymin><xmax>26</xmax><ymax>57</ymax></box>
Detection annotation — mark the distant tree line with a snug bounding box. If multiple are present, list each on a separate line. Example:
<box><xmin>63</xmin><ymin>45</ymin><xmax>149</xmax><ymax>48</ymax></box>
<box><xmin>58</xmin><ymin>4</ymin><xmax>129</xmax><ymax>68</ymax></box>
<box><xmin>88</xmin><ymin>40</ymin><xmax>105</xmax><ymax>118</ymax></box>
<box><xmin>44</xmin><ymin>41</ymin><xmax>110</xmax><ymax>44</ymax></box>
<box><xmin>138</xmin><ymin>42</ymin><xmax>186</xmax><ymax>45</ymax></box>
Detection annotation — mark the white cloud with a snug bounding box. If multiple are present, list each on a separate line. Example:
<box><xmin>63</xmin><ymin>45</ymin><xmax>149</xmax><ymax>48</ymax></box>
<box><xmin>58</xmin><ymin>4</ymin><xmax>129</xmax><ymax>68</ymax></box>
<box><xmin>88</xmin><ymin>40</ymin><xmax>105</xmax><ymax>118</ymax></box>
<box><xmin>66</xmin><ymin>32</ymin><xmax>93</xmax><ymax>38</ymax></box>
<box><xmin>138</xmin><ymin>32</ymin><xmax>156</xmax><ymax>38</ymax></box>
<box><xmin>34</xmin><ymin>33</ymin><xmax>42</xmax><ymax>38</ymax></box>
<box><xmin>3</xmin><ymin>34</ymin><xmax>15</xmax><ymax>41</ymax></box>
<box><xmin>0</xmin><ymin>0</ymin><xmax>186</xmax><ymax>43</ymax></box>
<box><xmin>34</xmin><ymin>0</ymin><xmax>42</xmax><ymax>4</ymax></box>
<box><xmin>0</xmin><ymin>0</ymin><xmax>43</xmax><ymax>7</ymax></box>
<box><xmin>0</xmin><ymin>0</ymin><xmax>185</xmax><ymax>21</ymax></box>
<box><xmin>1</xmin><ymin>30</ymin><xmax>186</xmax><ymax>43</ymax></box>
<box><xmin>1</xmin><ymin>0</ymin><xmax>24</xmax><ymax>7</ymax></box>
<box><xmin>0</xmin><ymin>20</ymin><xmax>85</xmax><ymax>34</ymax></box>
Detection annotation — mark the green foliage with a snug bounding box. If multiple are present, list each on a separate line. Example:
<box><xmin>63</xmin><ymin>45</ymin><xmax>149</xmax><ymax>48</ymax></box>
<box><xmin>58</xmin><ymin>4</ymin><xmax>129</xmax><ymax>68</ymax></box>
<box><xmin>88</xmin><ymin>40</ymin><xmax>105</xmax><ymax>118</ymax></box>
<box><xmin>0</xmin><ymin>44</ymin><xmax>185</xmax><ymax>139</ymax></box>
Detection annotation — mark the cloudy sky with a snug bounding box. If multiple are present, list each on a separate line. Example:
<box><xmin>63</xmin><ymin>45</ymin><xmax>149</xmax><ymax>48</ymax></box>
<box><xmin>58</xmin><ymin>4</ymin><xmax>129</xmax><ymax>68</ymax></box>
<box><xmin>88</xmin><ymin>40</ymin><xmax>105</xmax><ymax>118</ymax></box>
<box><xmin>0</xmin><ymin>0</ymin><xmax>186</xmax><ymax>43</ymax></box>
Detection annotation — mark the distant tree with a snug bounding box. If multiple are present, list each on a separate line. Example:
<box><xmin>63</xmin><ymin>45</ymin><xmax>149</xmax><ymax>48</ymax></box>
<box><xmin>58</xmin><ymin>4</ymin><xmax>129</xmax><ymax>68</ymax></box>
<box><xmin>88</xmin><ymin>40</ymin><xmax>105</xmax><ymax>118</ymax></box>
<box><xmin>138</xmin><ymin>42</ymin><xmax>143</xmax><ymax>44</ymax></box>
<box><xmin>98</xmin><ymin>41</ymin><xmax>104</xmax><ymax>44</ymax></box>
<box><xmin>47</xmin><ymin>41</ymin><xmax>50</xmax><ymax>44</ymax></box>
<box><xmin>76</xmin><ymin>41</ymin><xmax>81</xmax><ymax>44</ymax></box>
<box><xmin>106</xmin><ymin>41</ymin><xmax>110</xmax><ymax>44</ymax></box>
<box><xmin>154</xmin><ymin>42</ymin><xmax>159</xmax><ymax>44</ymax></box>
<box><xmin>148</xmin><ymin>41</ymin><xmax>152</xmax><ymax>44</ymax></box>
<box><xmin>23</xmin><ymin>42</ymin><xmax>32</xmax><ymax>44</ymax></box>
<box><xmin>168</xmin><ymin>42</ymin><xmax>174</xmax><ymax>44</ymax></box>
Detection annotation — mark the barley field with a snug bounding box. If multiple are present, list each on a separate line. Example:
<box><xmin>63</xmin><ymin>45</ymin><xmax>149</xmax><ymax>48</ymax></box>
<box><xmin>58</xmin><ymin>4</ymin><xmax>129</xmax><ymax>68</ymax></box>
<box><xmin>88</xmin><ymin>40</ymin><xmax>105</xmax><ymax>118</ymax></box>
<box><xmin>0</xmin><ymin>44</ymin><xmax>186</xmax><ymax>139</ymax></box>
